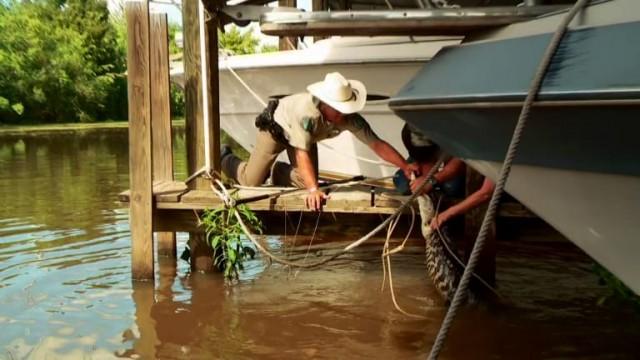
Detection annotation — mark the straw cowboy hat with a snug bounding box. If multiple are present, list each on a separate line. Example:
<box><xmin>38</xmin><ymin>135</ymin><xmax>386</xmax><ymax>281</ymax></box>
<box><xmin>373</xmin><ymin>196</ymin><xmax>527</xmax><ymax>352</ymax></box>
<box><xmin>307</xmin><ymin>72</ymin><xmax>367</xmax><ymax>114</ymax></box>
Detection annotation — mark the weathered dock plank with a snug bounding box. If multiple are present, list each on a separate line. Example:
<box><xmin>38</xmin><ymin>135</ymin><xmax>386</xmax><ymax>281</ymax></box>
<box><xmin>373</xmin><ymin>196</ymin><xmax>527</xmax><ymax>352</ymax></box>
<box><xmin>118</xmin><ymin>180</ymin><xmax>188</xmax><ymax>203</ymax></box>
<box><xmin>119</xmin><ymin>181</ymin><xmax>535</xmax><ymax>217</ymax></box>
<box><xmin>163</xmin><ymin>185</ymin><xmax>406</xmax><ymax>214</ymax></box>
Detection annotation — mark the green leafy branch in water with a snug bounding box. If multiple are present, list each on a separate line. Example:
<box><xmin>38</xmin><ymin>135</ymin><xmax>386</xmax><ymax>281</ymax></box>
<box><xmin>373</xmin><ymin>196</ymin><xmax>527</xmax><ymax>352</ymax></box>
<box><xmin>200</xmin><ymin>205</ymin><xmax>261</xmax><ymax>279</ymax></box>
<box><xmin>593</xmin><ymin>263</ymin><xmax>640</xmax><ymax>310</ymax></box>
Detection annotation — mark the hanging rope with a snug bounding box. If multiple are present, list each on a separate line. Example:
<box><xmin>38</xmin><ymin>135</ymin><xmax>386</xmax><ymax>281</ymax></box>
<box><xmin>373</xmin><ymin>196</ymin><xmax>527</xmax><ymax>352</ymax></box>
<box><xmin>428</xmin><ymin>1</ymin><xmax>591</xmax><ymax>358</ymax></box>
<box><xmin>198</xmin><ymin>0</ymin><xmax>212</xmax><ymax>173</ymax></box>
<box><xmin>381</xmin><ymin>205</ymin><xmax>426</xmax><ymax>317</ymax></box>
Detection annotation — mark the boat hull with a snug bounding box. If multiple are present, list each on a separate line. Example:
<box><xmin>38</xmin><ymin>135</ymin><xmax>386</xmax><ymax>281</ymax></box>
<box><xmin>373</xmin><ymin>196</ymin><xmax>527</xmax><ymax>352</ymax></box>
<box><xmin>390</xmin><ymin>0</ymin><xmax>640</xmax><ymax>293</ymax></box>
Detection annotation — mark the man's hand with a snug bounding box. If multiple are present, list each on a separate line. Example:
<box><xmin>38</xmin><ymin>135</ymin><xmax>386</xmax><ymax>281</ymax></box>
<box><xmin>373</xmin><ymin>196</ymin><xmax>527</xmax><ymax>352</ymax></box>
<box><xmin>403</xmin><ymin>162</ymin><xmax>421</xmax><ymax>179</ymax></box>
<box><xmin>430</xmin><ymin>212</ymin><xmax>452</xmax><ymax>230</ymax></box>
<box><xmin>305</xmin><ymin>189</ymin><xmax>329</xmax><ymax>211</ymax></box>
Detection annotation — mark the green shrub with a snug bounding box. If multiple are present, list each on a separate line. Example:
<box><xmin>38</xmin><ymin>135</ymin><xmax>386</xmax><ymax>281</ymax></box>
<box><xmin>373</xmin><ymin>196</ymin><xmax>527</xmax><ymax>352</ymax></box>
<box><xmin>200</xmin><ymin>205</ymin><xmax>261</xmax><ymax>279</ymax></box>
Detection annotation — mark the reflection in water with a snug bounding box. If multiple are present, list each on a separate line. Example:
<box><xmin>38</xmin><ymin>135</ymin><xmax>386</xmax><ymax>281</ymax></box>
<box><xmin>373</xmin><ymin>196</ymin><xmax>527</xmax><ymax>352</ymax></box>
<box><xmin>1</xmin><ymin>129</ymin><xmax>640</xmax><ymax>359</ymax></box>
<box><xmin>124</xmin><ymin>249</ymin><xmax>444</xmax><ymax>359</ymax></box>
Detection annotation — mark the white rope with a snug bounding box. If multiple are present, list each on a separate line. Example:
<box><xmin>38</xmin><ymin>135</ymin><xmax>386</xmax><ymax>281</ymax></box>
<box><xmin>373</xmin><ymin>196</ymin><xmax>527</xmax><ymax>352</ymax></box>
<box><xmin>198</xmin><ymin>0</ymin><xmax>211</xmax><ymax>173</ymax></box>
<box><xmin>222</xmin><ymin>55</ymin><xmax>268</xmax><ymax>108</ymax></box>
<box><xmin>206</xmin><ymin>155</ymin><xmax>446</xmax><ymax>269</ymax></box>
<box><xmin>184</xmin><ymin>165</ymin><xmax>208</xmax><ymax>184</ymax></box>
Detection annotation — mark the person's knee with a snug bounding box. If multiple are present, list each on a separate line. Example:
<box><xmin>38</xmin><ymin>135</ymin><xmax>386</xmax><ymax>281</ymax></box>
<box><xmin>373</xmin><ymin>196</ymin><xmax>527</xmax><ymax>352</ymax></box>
<box><xmin>236</xmin><ymin>163</ymin><xmax>267</xmax><ymax>186</ymax></box>
<box><xmin>240</xmin><ymin>177</ymin><xmax>264</xmax><ymax>187</ymax></box>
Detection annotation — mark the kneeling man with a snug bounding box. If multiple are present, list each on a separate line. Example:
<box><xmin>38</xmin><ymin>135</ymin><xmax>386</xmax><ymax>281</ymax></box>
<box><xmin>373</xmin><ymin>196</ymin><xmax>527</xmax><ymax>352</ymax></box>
<box><xmin>221</xmin><ymin>72</ymin><xmax>418</xmax><ymax>211</ymax></box>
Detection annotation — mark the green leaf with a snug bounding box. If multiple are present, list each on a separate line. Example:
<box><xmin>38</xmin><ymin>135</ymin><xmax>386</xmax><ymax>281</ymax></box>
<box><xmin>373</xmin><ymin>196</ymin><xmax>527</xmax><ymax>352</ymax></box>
<box><xmin>227</xmin><ymin>247</ymin><xmax>237</xmax><ymax>263</ymax></box>
<box><xmin>11</xmin><ymin>103</ymin><xmax>24</xmax><ymax>115</ymax></box>
<box><xmin>0</xmin><ymin>97</ymin><xmax>9</xmax><ymax>110</ymax></box>
<box><xmin>211</xmin><ymin>234</ymin><xmax>222</xmax><ymax>249</ymax></box>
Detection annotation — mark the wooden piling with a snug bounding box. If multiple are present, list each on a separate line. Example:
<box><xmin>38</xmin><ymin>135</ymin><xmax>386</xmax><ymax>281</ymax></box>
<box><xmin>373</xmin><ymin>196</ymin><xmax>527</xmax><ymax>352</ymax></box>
<box><xmin>278</xmin><ymin>0</ymin><xmax>298</xmax><ymax>50</ymax></box>
<box><xmin>205</xmin><ymin>6</ymin><xmax>221</xmax><ymax>175</ymax></box>
<box><xmin>126</xmin><ymin>0</ymin><xmax>154</xmax><ymax>280</ymax></box>
<box><xmin>463</xmin><ymin>166</ymin><xmax>496</xmax><ymax>288</ymax></box>
<box><xmin>182</xmin><ymin>0</ymin><xmax>221</xmax><ymax>271</ymax></box>
<box><xmin>312</xmin><ymin>0</ymin><xmax>327</xmax><ymax>42</ymax></box>
<box><xmin>150</xmin><ymin>13</ymin><xmax>177</xmax><ymax>258</ymax></box>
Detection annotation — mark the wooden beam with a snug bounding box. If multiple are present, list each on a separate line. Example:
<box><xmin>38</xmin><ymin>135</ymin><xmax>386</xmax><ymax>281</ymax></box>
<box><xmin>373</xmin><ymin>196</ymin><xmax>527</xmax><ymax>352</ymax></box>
<box><xmin>153</xmin><ymin>209</ymin><xmax>423</xmax><ymax>240</ymax></box>
<box><xmin>176</xmin><ymin>186</ymin><xmax>405</xmax><ymax>213</ymax></box>
<box><xmin>184</xmin><ymin>1</ymin><xmax>210</xmax><ymax>190</ymax></box>
<box><xmin>126</xmin><ymin>0</ymin><xmax>154</xmax><ymax>280</ymax></box>
<box><xmin>150</xmin><ymin>13</ymin><xmax>173</xmax><ymax>182</ymax></box>
<box><xmin>118</xmin><ymin>180</ymin><xmax>188</xmax><ymax>203</ymax></box>
<box><xmin>150</xmin><ymin>12</ymin><xmax>177</xmax><ymax>259</ymax></box>
<box><xmin>278</xmin><ymin>0</ymin><xmax>298</xmax><ymax>50</ymax></box>
<box><xmin>311</xmin><ymin>0</ymin><xmax>328</xmax><ymax>42</ymax></box>
<box><xmin>206</xmin><ymin>6</ymin><xmax>221</xmax><ymax>175</ymax></box>
<box><xmin>183</xmin><ymin>0</ymin><xmax>216</xmax><ymax>272</ymax></box>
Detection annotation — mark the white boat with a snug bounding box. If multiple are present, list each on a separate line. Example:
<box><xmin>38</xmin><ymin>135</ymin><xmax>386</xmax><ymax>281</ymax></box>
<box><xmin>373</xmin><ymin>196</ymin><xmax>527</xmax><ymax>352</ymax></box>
<box><xmin>390</xmin><ymin>0</ymin><xmax>640</xmax><ymax>294</ymax></box>
<box><xmin>171</xmin><ymin>36</ymin><xmax>461</xmax><ymax>178</ymax></box>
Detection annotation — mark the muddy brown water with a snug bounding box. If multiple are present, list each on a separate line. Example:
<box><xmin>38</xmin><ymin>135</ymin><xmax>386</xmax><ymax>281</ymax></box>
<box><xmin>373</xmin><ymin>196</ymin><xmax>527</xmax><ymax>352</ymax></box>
<box><xmin>1</xmin><ymin>129</ymin><xmax>639</xmax><ymax>359</ymax></box>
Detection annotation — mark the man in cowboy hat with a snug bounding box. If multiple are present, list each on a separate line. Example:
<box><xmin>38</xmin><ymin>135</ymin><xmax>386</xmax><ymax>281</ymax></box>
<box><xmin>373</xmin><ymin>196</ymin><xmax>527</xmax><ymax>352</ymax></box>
<box><xmin>221</xmin><ymin>72</ymin><xmax>419</xmax><ymax>211</ymax></box>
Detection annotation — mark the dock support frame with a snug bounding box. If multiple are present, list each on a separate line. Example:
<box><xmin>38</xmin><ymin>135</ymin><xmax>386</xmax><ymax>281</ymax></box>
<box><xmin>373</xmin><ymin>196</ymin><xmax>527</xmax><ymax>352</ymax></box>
<box><xmin>183</xmin><ymin>0</ymin><xmax>222</xmax><ymax>272</ymax></box>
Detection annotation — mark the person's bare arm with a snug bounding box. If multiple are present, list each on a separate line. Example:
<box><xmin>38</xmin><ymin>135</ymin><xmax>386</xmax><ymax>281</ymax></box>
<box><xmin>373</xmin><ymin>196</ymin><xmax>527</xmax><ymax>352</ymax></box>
<box><xmin>431</xmin><ymin>178</ymin><xmax>495</xmax><ymax>229</ymax></box>
<box><xmin>295</xmin><ymin>148</ymin><xmax>327</xmax><ymax>211</ymax></box>
<box><xmin>369</xmin><ymin>139</ymin><xmax>419</xmax><ymax>178</ymax></box>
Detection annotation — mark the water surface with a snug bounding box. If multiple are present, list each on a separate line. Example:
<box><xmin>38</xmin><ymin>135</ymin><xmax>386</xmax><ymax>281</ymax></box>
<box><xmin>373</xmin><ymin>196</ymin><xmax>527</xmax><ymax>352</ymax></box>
<box><xmin>0</xmin><ymin>129</ymin><xmax>638</xmax><ymax>359</ymax></box>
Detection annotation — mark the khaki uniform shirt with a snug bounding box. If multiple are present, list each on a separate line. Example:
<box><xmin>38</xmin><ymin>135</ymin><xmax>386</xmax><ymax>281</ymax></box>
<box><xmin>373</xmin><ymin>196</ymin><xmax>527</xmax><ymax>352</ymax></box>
<box><xmin>273</xmin><ymin>93</ymin><xmax>380</xmax><ymax>151</ymax></box>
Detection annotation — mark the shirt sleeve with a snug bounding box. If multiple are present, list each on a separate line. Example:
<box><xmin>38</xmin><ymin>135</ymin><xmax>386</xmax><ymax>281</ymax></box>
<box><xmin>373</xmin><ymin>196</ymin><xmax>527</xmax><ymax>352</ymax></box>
<box><xmin>342</xmin><ymin>113</ymin><xmax>381</xmax><ymax>145</ymax></box>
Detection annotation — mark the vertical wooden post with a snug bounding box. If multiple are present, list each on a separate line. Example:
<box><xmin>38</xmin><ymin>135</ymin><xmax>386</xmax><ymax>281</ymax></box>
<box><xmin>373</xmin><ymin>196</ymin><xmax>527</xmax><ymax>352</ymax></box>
<box><xmin>278</xmin><ymin>0</ymin><xmax>297</xmax><ymax>50</ymax></box>
<box><xmin>312</xmin><ymin>0</ymin><xmax>327</xmax><ymax>42</ymax></box>
<box><xmin>126</xmin><ymin>0</ymin><xmax>154</xmax><ymax>280</ymax></box>
<box><xmin>182</xmin><ymin>0</ymin><xmax>219</xmax><ymax>271</ymax></box>
<box><xmin>150</xmin><ymin>13</ymin><xmax>177</xmax><ymax>258</ymax></box>
<box><xmin>463</xmin><ymin>166</ymin><xmax>496</xmax><ymax>288</ymax></box>
<box><xmin>206</xmin><ymin>6</ymin><xmax>221</xmax><ymax>175</ymax></box>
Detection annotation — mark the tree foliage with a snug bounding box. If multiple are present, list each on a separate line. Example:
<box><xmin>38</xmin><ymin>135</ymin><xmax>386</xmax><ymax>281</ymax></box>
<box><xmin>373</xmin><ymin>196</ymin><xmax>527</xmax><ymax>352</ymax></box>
<box><xmin>0</xmin><ymin>0</ymin><xmax>125</xmax><ymax>124</ymax></box>
<box><xmin>0</xmin><ymin>0</ymin><xmax>274</xmax><ymax>124</ymax></box>
<box><xmin>218</xmin><ymin>25</ymin><xmax>260</xmax><ymax>56</ymax></box>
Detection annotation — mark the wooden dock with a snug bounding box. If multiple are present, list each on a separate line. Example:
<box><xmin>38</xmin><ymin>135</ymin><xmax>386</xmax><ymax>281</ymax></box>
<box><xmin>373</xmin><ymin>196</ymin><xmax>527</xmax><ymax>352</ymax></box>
<box><xmin>120</xmin><ymin>181</ymin><xmax>408</xmax><ymax>213</ymax></box>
